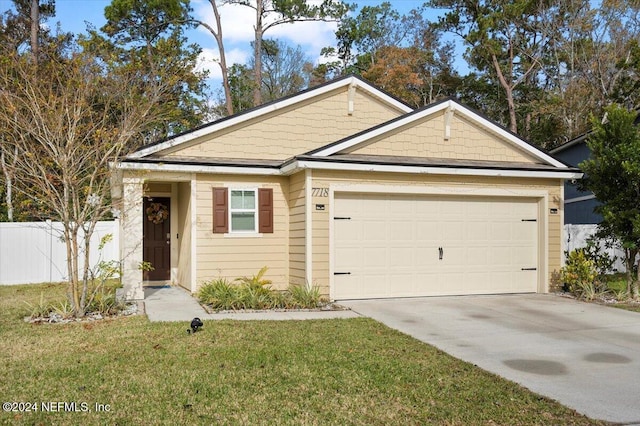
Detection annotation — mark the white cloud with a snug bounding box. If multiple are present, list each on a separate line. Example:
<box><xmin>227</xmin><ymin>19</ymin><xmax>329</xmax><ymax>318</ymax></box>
<box><xmin>192</xmin><ymin>0</ymin><xmax>257</xmax><ymax>44</ymax></box>
<box><xmin>196</xmin><ymin>47</ymin><xmax>250</xmax><ymax>81</ymax></box>
<box><xmin>268</xmin><ymin>19</ymin><xmax>338</xmax><ymax>60</ymax></box>
<box><xmin>191</xmin><ymin>0</ymin><xmax>340</xmax><ymax>76</ymax></box>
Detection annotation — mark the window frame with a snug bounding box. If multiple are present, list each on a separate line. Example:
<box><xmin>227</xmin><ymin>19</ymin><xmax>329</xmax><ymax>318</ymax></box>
<box><xmin>228</xmin><ymin>188</ymin><xmax>258</xmax><ymax>233</ymax></box>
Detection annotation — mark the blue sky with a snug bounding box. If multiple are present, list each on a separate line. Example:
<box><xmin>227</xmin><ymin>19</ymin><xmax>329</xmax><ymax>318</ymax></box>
<box><xmin>0</xmin><ymin>0</ymin><xmax>449</xmax><ymax>90</ymax></box>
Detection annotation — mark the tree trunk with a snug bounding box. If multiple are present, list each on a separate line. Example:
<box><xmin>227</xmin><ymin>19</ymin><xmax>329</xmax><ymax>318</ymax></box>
<box><xmin>64</xmin><ymin>223</ymin><xmax>85</xmax><ymax>317</ymax></box>
<box><xmin>253</xmin><ymin>0</ymin><xmax>264</xmax><ymax>107</ymax></box>
<box><xmin>491</xmin><ymin>53</ymin><xmax>518</xmax><ymax>134</ymax></box>
<box><xmin>211</xmin><ymin>0</ymin><xmax>233</xmax><ymax>115</ymax></box>
<box><xmin>30</xmin><ymin>0</ymin><xmax>39</xmax><ymax>61</ymax></box>
<box><xmin>635</xmin><ymin>253</ymin><xmax>640</xmax><ymax>299</ymax></box>
<box><xmin>199</xmin><ymin>2</ymin><xmax>234</xmax><ymax>115</ymax></box>
<box><xmin>80</xmin><ymin>221</ymin><xmax>97</xmax><ymax>311</ymax></box>
<box><xmin>625</xmin><ymin>248</ymin><xmax>637</xmax><ymax>298</ymax></box>
<box><xmin>0</xmin><ymin>146</ymin><xmax>16</xmax><ymax>221</ymax></box>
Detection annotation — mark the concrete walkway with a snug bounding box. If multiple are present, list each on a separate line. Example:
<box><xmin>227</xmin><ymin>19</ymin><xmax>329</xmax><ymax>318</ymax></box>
<box><xmin>344</xmin><ymin>294</ymin><xmax>640</xmax><ymax>424</ymax></box>
<box><xmin>143</xmin><ymin>286</ymin><xmax>360</xmax><ymax>322</ymax></box>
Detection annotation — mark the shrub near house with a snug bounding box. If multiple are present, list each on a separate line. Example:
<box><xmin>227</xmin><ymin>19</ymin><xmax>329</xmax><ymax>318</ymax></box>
<box><xmin>198</xmin><ymin>267</ymin><xmax>327</xmax><ymax>311</ymax></box>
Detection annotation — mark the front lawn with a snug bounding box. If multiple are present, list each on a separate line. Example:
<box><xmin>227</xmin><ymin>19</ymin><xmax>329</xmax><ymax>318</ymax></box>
<box><xmin>600</xmin><ymin>276</ymin><xmax>640</xmax><ymax>312</ymax></box>
<box><xmin>0</xmin><ymin>284</ymin><xmax>603</xmax><ymax>425</ymax></box>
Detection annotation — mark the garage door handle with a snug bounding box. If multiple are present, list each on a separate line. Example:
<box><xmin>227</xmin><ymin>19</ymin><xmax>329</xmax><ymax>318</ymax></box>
<box><xmin>334</xmin><ymin>272</ymin><xmax>351</xmax><ymax>275</ymax></box>
<box><xmin>334</xmin><ymin>217</ymin><xmax>351</xmax><ymax>220</ymax></box>
<box><xmin>439</xmin><ymin>247</ymin><xmax>443</xmax><ymax>260</ymax></box>
<box><xmin>521</xmin><ymin>268</ymin><xmax>537</xmax><ymax>271</ymax></box>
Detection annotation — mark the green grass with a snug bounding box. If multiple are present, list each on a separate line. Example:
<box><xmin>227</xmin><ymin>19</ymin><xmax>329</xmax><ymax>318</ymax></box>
<box><xmin>602</xmin><ymin>276</ymin><xmax>640</xmax><ymax>312</ymax></box>
<box><xmin>0</xmin><ymin>284</ymin><xmax>605</xmax><ymax>425</ymax></box>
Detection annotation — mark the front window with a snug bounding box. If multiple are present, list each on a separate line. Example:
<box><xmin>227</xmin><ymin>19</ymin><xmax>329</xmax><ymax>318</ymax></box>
<box><xmin>230</xmin><ymin>189</ymin><xmax>256</xmax><ymax>232</ymax></box>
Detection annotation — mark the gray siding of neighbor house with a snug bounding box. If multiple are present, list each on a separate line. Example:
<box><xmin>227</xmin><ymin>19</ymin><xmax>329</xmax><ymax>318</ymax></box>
<box><xmin>552</xmin><ymin>141</ymin><xmax>602</xmax><ymax>225</ymax></box>
<box><xmin>564</xmin><ymin>198</ymin><xmax>601</xmax><ymax>225</ymax></box>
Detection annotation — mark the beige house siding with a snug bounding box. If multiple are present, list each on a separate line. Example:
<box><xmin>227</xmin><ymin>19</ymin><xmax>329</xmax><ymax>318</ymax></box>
<box><xmin>193</xmin><ymin>174</ymin><xmax>290</xmax><ymax>292</ymax></box>
<box><xmin>176</xmin><ymin>181</ymin><xmax>192</xmax><ymax>291</ymax></box>
<box><xmin>163</xmin><ymin>88</ymin><xmax>405</xmax><ymax>161</ymax></box>
<box><xmin>146</xmin><ymin>182</ymin><xmax>172</xmax><ymax>193</ymax></box>
<box><xmin>310</xmin><ymin>170</ymin><xmax>563</xmax><ymax>297</ymax></box>
<box><xmin>288</xmin><ymin>172</ymin><xmax>306</xmax><ymax>286</ymax></box>
<box><xmin>348</xmin><ymin>111</ymin><xmax>539</xmax><ymax>163</ymax></box>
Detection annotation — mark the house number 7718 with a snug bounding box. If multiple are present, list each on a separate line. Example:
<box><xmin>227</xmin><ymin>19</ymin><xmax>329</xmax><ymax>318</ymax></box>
<box><xmin>312</xmin><ymin>188</ymin><xmax>329</xmax><ymax>197</ymax></box>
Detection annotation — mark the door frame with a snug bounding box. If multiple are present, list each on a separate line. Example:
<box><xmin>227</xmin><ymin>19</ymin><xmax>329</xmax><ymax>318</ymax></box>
<box><xmin>143</xmin><ymin>183</ymin><xmax>178</xmax><ymax>284</ymax></box>
<box><xmin>143</xmin><ymin>196</ymin><xmax>172</xmax><ymax>281</ymax></box>
<box><xmin>328</xmin><ymin>184</ymin><xmax>549</xmax><ymax>300</ymax></box>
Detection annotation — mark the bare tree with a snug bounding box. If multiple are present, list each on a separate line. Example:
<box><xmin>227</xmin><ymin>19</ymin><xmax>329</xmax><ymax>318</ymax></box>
<box><xmin>226</xmin><ymin>0</ymin><xmax>349</xmax><ymax>107</ymax></box>
<box><xmin>0</xmin><ymin>48</ymin><xmax>171</xmax><ymax>316</ymax></box>
<box><xmin>0</xmin><ymin>0</ymin><xmax>57</xmax><ymax>220</ymax></box>
<box><xmin>194</xmin><ymin>1</ymin><xmax>234</xmax><ymax>115</ymax></box>
<box><xmin>29</xmin><ymin>0</ymin><xmax>38</xmax><ymax>59</ymax></box>
<box><xmin>0</xmin><ymin>146</ymin><xmax>18</xmax><ymax>221</ymax></box>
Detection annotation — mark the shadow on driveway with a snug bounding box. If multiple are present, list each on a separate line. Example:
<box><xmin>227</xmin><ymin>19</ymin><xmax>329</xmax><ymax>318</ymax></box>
<box><xmin>344</xmin><ymin>294</ymin><xmax>640</xmax><ymax>424</ymax></box>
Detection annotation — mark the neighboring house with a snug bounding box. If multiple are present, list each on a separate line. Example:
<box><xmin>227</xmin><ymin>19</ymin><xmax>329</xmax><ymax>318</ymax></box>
<box><xmin>111</xmin><ymin>75</ymin><xmax>581</xmax><ymax>301</ymax></box>
<box><xmin>550</xmin><ymin>134</ymin><xmax>601</xmax><ymax>225</ymax></box>
<box><xmin>550</xmin><ymin>111</ymin><xmax>640</xmax><ymax>225</ymax></box>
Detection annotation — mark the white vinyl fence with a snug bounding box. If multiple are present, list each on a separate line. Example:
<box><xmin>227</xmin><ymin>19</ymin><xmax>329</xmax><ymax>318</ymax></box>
<box><xmin>0</xmin><ymin>220</ymin><xmax>120</xmax><ymax>285</ymax></box>
<box><xmin>564</xmin><ymin>224</ymin><xmax>626</xmax><ymax>272</ymax></box>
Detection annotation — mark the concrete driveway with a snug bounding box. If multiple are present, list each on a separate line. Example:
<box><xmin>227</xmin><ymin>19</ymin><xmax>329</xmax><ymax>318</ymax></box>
<box><xmin>344</xmin><ymin>294</ymin><xmax>640</xmax><ymax>424</ymax></box>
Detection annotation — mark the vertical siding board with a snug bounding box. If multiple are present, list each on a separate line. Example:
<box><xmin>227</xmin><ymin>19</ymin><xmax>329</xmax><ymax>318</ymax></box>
<box><xmin>0</xmin><ymin>221</ymin><xmax>119</xmax><ymax>285</ymax></box>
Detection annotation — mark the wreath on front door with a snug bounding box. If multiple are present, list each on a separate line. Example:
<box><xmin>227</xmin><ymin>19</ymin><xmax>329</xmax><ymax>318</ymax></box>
<box><xmin>146</xmin><ymin>202</ymin><xmax>169</xmax><ymax>225</ymax></box>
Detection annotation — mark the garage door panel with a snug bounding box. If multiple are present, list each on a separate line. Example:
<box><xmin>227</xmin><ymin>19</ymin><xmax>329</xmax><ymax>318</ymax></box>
<box><xmin>363</xmin><ymin>247</ymin><xmax>386</xmax><ymax>266</ymax></box>
<box><xmin>441</xmin><ymin>222</ymin><xmax>464</xmax><ymax>241</ymax></box>
<box><xmin>334</xmin><ymin>221</ymin><xmax>359</xmax><ymax>240</ymax></box>
<box><xmin>362</xmin><ymin>221</ymin><xmax>386</xmax><ymax>240</ymax></box>
<box><xmin>466</xmin><ymin>223</ymin><xmax>489</xmax><ymax>240</ymax></box>
<box><xmin>467</xmin><ymin>247</ymin><xmax>489</xmax><ymax>266</ymax></box>
<box><xmin>416</xmin><ymin>221</ymin><xmax>441</xmax><ymax>241</ymax></box>
<box><xmin>388</xmin><ymin>221</ymin><xmax>414</xmax><ymax>240</ymax></box>
<box><xmin>333</xmin><ymin>193</ymin><xmax>538</xmax><ymax>299</ymax></box>
<box><xmin>388</xmin><ymin>247</ymin><xmax>415</xmax><ymax>267</ymax></box>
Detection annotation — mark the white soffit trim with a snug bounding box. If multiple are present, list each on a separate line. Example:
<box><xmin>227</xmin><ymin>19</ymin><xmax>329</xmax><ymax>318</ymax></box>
<box><xmin>312</xmin><ymin>99</ymin><xmax>567</xmax><ymax>169</ymax></box>
<box><xmin>291</xmin><ymin>160</ymin><xmax>583</xmax><ymax>179</ymax></box>
<box><xmin>129</xmin><ymin>76</ymin><xmax>412</xmax><ymax>159</ymax></box>
<box><xmin>116</xmin><ymin>161</ymin><xmax>281</xmax><ymax>176</ymax></box>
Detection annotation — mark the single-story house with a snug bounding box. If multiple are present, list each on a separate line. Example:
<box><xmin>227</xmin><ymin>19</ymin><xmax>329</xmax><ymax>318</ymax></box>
<box><xmin>111</xmin><ymin>75</ymin><xmax>581</xmax><ymax>300</ymax></box>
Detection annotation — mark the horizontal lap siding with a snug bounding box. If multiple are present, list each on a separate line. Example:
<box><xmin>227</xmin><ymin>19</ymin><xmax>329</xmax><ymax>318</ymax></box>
<box><xmin>311</xmin><ymin>183</ymin><xmax>330</xmax><ymax>294</ymax></box>
<box><xmin>311</xmin><ymin>170</ymin><xmax>563</xmax><ymax>297</ymax></box>
<box><xmin>195</xmin><ymin>175</ymin><xmax>289</xmax><ymax>291</ymax></box>
<box><xmin>350</xmin><ymin>112</ymin><xmax>538</xmax><ymax>163</ymax></box>
<box><xmin>166</xmin><ymin>89</ymin><xmax>404</xmax><ymax>161</ymax></box>
<box><xmin>289</xmin><ymin>172</ymin><xmax>306</xmax><ymax>286</ymax></box>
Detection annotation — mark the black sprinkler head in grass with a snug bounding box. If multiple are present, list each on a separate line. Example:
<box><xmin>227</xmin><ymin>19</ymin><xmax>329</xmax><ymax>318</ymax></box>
<box><xmin>187</xmin><ymin>317</ymin><xmax>203</xmax><ymax>334</ymax></box>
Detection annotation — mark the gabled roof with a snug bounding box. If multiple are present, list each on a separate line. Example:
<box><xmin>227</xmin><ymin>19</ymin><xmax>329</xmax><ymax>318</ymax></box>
<box><xmin>129</xmin><ymin>74</ymin><xmax>414</xmax><ymax>159</ymax></box>
<box><xmin>116</xmin><ymin>78</ymin><xmax>581</xmax><ymax>180</ymax></box>
<box><xmin>306</xmin><ymin>98</ymin><xmax>567</xmax><ymax>168</ymax></box>
<box><xmin>551</xmin><ymin>107</ymin><xmax>640</xmax><ymax>154</ymax></box>
<box><xmin>549</xmin><ymin>132</ymin><xmax>590</xmax><ymax>154</ymax></box>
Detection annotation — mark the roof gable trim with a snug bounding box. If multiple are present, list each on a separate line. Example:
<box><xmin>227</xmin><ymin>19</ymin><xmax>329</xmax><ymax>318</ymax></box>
<box><xmin>310</xmin><ymin>99</ymin><xmax>567</xmax><ymax>169</ymax></box>
<box><xmin>129</xmin><ymin>75</ymin><xmax>413</xmax><ymax>159</ymax></box>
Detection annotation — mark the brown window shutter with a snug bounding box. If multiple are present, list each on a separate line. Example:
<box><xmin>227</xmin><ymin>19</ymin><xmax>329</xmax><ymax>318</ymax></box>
<box><xmin>258</xmin><ymin>188</ymin><xmax>273</xmax><ymax>233</ymax></box>
<box><xmin>212</xmin><ymin>187</ymin><xmax>228</xmax><ymax>233</ymax></box>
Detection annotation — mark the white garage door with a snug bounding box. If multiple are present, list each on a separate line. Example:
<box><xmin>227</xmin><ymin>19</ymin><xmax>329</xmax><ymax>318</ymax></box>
<box><xmin>333</xmin><ymin>193</ymin><xmax>539</xmax><ymax>299</ymax></box>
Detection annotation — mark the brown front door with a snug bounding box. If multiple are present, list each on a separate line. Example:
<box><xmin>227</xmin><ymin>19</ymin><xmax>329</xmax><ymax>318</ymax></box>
<box><xmin>143</xmin><ymin>197</ymin><xmax>171</xmax><ymax>281</ymax></box>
